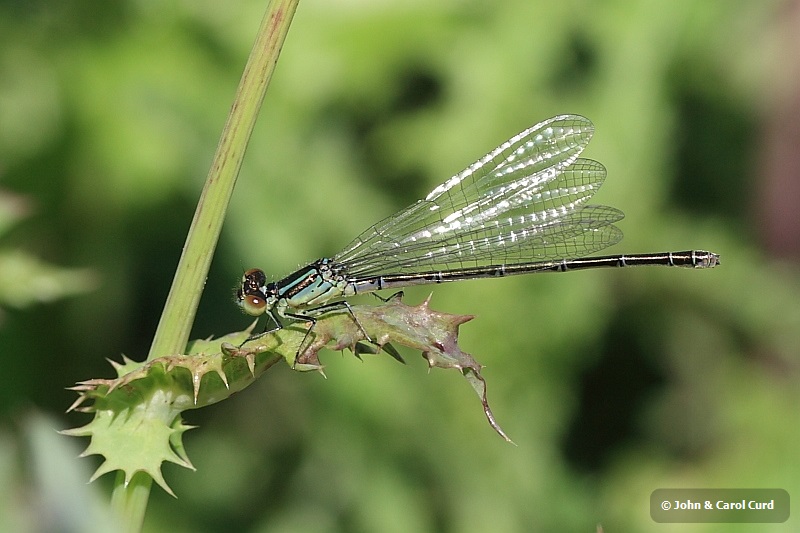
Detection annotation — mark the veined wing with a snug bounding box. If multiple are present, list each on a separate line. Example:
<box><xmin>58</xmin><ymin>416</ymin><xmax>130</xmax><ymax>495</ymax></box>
<box><xmin>340</xmin><ymin>159</ymin><xmax>615</xmax><ymax>275</ymax></box>
<box><xmin>334</xmin><ymin>118</ymin><xmax>621</xmax><ymax>276</ymax></box>
<box><xmin>342</xmin><ymin>201</ymin><xmax>624</xmax><ymax>277</ymax></box>
<box><xmin>335</xmin><ymin>114</ymin><xmax>597</xmax><ymax>268</ymax></box>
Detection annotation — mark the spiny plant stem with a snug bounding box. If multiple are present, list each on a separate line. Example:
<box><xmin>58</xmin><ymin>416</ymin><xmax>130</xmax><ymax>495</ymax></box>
<box><xmin>110</xmin><ymin>0</ymin><xmax>300</xmax><ymax>529</ymax></box>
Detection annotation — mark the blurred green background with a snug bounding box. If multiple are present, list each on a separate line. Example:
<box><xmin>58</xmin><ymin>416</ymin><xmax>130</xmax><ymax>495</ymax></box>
<box><xmin>1</xmin><ymin>0</ymin><xmax>799</xmax><ymax>531</ymax></box>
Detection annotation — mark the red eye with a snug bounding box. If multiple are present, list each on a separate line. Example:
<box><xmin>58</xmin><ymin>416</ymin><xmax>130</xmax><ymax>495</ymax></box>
<box><xmin>241</xmin><ymin>293</ymin><xmax>267</xmax><ymax>316</ymax></box>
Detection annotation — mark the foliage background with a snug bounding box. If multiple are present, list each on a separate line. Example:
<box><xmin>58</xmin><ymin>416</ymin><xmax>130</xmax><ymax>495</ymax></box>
<box><xmin>1</xmin><ymin>0</ymin><xmax>798</xmax><ymax>531</ymax></box>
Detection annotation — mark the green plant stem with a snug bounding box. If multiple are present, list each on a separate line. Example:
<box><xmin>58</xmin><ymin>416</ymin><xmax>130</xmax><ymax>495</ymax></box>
<box><xmin>149</xmin><ymin>0</ymin><xmax>299</xmax><ymax>361</ymax></box>
<box><xmin>110</xmin><ymin>471</ymin><xmax>152</xmax><ymax>533</ymax></box>
<box><xmin>110</xmin><ymin>0</ymin><xmax>300</xmax><ymax>530</ymax></box>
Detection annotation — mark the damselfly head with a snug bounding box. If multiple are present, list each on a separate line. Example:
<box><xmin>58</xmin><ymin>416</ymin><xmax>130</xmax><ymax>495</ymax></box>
<box><xmin>236</xmin><ymin>268</ymin><xmax>273</xmax><ymax>316</ymax></box>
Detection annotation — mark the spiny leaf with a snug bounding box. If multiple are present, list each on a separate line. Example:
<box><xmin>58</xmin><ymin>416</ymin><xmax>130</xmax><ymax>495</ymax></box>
<box><xmin>236</xmin><ymin>295</ymin><xmax>512</xmax><ymax>441</ymax></box>
<box><xmin>65</xmin><ymin>297</ymin><xmax>511</xmax><ymax>495</ymax></box>
<box><xmin>61</xmin><ymin>400</ymin><xmax>195</xmax><ymax>497</ymax></box>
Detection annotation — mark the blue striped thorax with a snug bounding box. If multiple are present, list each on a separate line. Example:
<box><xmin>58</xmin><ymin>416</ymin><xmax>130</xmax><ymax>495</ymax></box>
<box><xmin>237</xmin><ymin>258</ymin><xmax>349</xmax><ymax>318</ymax></box>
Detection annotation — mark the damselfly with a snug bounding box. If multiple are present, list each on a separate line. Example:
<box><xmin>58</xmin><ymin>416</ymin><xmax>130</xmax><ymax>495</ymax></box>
<box><xmin>237</xmin><ymin>115</ymin><xmax>719</xmax><ymax>343</ymax></box>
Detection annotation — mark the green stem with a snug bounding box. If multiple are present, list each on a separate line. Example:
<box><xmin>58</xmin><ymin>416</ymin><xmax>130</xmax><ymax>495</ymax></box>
<box><xmin>110</xmin><ymin>471</ymin><xmax>152</xmax><ymax>533</ymax></box>
<box><xmin>149</xmin><ymin>0</ymin><xmax>300</xmax><ymax>361</ymax></box>
<box><xmin>110</xmin><ymin>0</ymin><xmax>300</xmax><ymax>529</ymax></box>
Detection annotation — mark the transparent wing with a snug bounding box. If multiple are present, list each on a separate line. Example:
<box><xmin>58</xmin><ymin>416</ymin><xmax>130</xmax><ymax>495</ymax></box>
<box><xmin>335</xmin><ymin>115</ymin><xmax>622</xmax><ymax>276</ymax></box>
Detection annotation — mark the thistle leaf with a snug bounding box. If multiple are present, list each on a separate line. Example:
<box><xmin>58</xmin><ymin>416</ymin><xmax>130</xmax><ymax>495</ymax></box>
<box><xmin>65</xmin><ymin>297</ymin><xmax>511</xmax><ymax>495</ymax></box>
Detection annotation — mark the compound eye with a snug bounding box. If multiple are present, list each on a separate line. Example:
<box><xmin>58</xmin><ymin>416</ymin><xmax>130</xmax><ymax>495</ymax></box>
<box><xmin>243</xmin><ymin>268</ymin><xmax>267</xmax><ymax>286</ymax></box>
<box><xmin>240</xmin><ymin>293</ymin><xmax>268</xmax><ymax>316</ymax></box>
